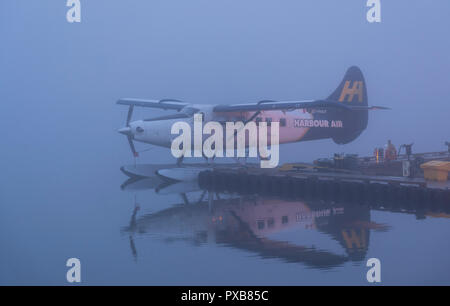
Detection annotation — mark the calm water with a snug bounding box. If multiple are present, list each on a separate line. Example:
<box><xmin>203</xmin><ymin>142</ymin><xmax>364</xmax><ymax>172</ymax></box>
<box><xmin>1</xmin><ymin>158</ymin><xmax>450</xmax><ymax>285</ymax></box>
<box><xmin>2</xmin><ymin>0</ymin><xmax>450</xmax><ymax>286</ymax></box>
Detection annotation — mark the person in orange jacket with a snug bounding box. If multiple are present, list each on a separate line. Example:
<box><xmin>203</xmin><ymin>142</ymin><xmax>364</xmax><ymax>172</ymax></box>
<box><xmin>384</xmin><ymin>140</ymin><xmax>397</xmax><ymax>161</ymax></box>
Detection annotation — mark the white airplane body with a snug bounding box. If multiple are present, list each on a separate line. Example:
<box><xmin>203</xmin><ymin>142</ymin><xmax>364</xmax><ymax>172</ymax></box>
<box><xmin>117</xmin><ymin>66</ymin><xmax>388</xmax><ymax>179</ymax></box>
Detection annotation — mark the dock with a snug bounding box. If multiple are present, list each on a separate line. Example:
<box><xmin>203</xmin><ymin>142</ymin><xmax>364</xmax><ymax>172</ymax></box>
<box><xmin>198</xmin><ymin>165</ymin><xmax>450</xmax><ymax>207</ymax></box>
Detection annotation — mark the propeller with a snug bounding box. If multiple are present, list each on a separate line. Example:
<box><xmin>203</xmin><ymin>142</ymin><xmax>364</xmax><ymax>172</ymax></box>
<box><xmin>126</xmin><ymin>105</ymin><xmax>134</xmax><ymax>126</ymax></box>
<box><xmin>119</xmin><ymin>105</ymin><xmax>139</xmax><ymax>157</ymax></box>
<box><xmin>128</xmin><ymin>136</ymin><xmax>138</xmax><ymax>157</ymax></box>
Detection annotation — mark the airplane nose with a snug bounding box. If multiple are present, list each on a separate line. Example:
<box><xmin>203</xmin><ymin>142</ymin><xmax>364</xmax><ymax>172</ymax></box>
<box><xmin>118</xmin><ymin>127</ymin><xmax>132</xmax><ymax>136</ymax></box>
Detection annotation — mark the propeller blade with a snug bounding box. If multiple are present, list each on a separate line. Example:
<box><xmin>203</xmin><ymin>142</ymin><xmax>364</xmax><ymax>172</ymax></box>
<box><xmin>126</xmin><ymin>105</ymin><xmax>134</xmax><ymax>126</ymax></box>
<box><xmin>128</xmin><ymin>136</ymin><xmax>139</xmax><ymax>157</ymax></box>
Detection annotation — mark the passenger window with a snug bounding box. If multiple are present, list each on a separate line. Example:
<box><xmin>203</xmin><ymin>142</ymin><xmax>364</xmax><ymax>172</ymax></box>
<box><xmin>266</xmin><ymin>118</ymin><xmax>272</xmax><ymax>126</ymax></box>
<box><xmin>255</xmin><ymin>117</ymin><xmax>262</xmax><ymax>125</ymax></box>
<box><xmin>257</xmin><ymin>220</ymin><xmax>265</xmax><ymax>230</ymax></box>
<box><xmin>282</xmin><ymin>216</ymin><xmax>288</xmax><ymax>224</ymax></box>
<box><xmin>280</xmin><ymin>118</ymin><xmax>286</xmax><ymax>127</ymax></box>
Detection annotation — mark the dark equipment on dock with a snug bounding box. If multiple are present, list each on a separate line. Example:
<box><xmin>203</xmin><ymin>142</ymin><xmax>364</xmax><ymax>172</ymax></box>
<box><xmin>314</xmin><ymin>154</ymin><xmax>359</xmax><ymax>171</ymax></box>
<box><xmin>399</xmin><ymin>143</ymin><xmax>414</xmax><ymax>160</ymax></box>
<box><xmin>373</xmin><ymin>147</ymin><xmax>384</xmax><ymax>162</ymax></box>
<box><xmin>314</xmin><ymin>143</ymin><xmax>450</xmax><ymax>178</ymax></box>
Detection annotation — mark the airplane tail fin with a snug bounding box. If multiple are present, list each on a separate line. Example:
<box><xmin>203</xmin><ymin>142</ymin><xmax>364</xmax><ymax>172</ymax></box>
<box><xmin>327</xmin><ymin>66</ymin><xmax>368</xmax><ymax>106</ymax></box>
<box><xmin>327</xmin><ymin>66</ymin><xmax>369</xmax><ymax>144</ymax></box>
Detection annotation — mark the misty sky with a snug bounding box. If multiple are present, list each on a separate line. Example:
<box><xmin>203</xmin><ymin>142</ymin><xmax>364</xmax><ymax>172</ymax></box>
<box><xmin>1</xmin><ymin>0</ymin><xmax>450</xmax><ymax>286</ymax></box>
<box><xmin>1</xmin><ymin>0</ymin><xmax>449</xmax><ymax>167</ymax></box>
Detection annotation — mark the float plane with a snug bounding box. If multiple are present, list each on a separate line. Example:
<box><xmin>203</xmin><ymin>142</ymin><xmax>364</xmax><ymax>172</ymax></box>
<box><xmin>117</xmin><ymin>66</ymin><xmax>388</xmax><ymax>180</ymax></box>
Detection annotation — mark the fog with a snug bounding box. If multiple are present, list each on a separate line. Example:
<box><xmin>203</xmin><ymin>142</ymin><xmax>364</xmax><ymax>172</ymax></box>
<box><xmin>2</xmin><ymin>1</ymin><xmax>449</xmax><ymax>164</ymax></box>
<box><xmin>1</xmin><ymin>0</ymin><xmax>449</xmax><ymax>285</ymax></box>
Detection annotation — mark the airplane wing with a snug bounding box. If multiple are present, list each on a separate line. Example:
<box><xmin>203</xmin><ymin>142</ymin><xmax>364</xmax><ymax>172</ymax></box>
<box><xmin>117</xmin><ymin>98</ymin><xmax>189</xmax><ymax>111</ymax></box>
<box><xmin>118</xmin><ymin>98</ymin><xmax>389</xmax><ymax>112</ymax></box>
<box><xmin>213</xmin><ymin>100</ymin><xmax>389</xmax><ymax>112</ymax></box>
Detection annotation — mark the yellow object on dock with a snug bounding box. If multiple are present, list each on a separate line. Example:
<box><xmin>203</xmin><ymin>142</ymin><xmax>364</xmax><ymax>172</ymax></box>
<box><xmin>420</xmin><ymin>161</ymin><xmax>450</xmax><ymax>181</ymax></box>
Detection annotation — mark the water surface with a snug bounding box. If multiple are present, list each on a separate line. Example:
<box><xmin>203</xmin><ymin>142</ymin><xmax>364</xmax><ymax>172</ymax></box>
<box><xmin>2</xmin><ymin>164</ymin><xmax>449</xmax><ymax>285</ymax></box>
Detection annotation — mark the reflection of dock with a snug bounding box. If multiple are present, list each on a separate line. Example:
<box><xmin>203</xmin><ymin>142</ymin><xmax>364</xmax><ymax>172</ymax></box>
<box><xmin>198</xmin><ymin>168</ymin><xmax>450</xmax><ymax>206</ymax></box>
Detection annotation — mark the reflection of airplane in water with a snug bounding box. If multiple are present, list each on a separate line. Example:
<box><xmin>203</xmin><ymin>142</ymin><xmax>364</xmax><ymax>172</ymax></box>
<box><xmin>122</xmin><ymin>177</ymin><xmax>389</xmax><ymax>268</ymax></box>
